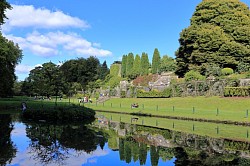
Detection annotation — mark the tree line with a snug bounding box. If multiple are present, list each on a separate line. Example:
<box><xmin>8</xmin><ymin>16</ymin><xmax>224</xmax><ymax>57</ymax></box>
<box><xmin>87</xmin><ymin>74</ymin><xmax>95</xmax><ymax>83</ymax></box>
<box><xmin>121</xmin><ymin>48</ymin><xmax>176</xmax><ymax>80</ymax></box>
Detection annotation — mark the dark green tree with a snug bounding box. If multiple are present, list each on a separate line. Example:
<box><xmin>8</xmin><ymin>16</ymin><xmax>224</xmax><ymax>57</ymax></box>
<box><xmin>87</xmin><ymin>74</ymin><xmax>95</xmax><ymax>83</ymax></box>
<box><xmin>139</xmin><ymin>143</ymin><xmax>148</xmax><ymax>165</ymax></box>
<box><xmin>152</xmin><ymin>48</ymin><xmax>161</xmax><ymax>74</ymax></box>
<box><xmin>126</xmin><ymin>53</ymin><xmax>134</xmax><ymax>79</ymax></box>
<box><xmin>132</xmin><ymin>54</ymin><xmax>141</xmax><ymax>77</ymax></box>
<box><xmin>98</xmin><ymin>60</ymin><xmax>109</xmax><ymax>80</ymax></box>
<box><xmin>140</xmin><ymin>52</ymin><xmax>150</xmax><ymax>75</ymax></box>
<box><xmin>160</xmin><ymin>55</ymin><xmax>177</xmax><ymax>73</ymax></box>
<box><xmin>0</xmin><ymin>34</ymin><xmax>23</xmax><ymax>97</ymax></box>
<box><xmin>176</xmin><ymin>0</ymin><xmax>250</xmax><ymax>77</ymax></box>
<box><xmin>0</xmin><ymin>0</ymin><xmax>11</xmax><ymax>26</ymax></box>
<box><xmin>121</xmin><ymin>55</ymin><xmax>127</xmax><ymax>78</ymax></box>
<box><xmin>150</xmin><ymin>146</ymin><xmax>159</xmax><ymax>166</ymax></box>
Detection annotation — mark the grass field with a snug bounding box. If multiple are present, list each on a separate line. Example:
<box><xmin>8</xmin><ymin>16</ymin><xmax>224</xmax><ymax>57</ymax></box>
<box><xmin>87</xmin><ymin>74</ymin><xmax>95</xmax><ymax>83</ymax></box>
<box><xmin>85</xmin><ymin>96</ymin><xmax>250</xmax><ymax>123</ymax></box>
<box><xmin>95</xmin><ymin>111</ymin><xmax>250</xmax><ymax>143</ymax></box>
<box><xmin>0</xmin><ymin>96</ymin><xmax>250</xmax><ymax>123</ymax></box>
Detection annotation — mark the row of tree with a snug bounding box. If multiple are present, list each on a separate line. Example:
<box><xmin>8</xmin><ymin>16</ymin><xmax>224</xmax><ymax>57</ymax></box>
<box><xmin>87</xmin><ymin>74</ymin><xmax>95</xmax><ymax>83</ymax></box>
<box><xmin>21</xmin><ymin>57</ymin><xmax>109</xmax><ymax>97</ymax></box>
<box><xmin>121</xmin><ymin>49</ymin><xmax>176</xmax><ymax>80</ymax></box>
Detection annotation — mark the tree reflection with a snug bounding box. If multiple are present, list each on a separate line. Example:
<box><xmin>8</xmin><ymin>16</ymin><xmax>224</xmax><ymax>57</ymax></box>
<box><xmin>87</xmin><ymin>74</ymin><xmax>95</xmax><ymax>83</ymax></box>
<box><xmin>0</xmin><ymin>114</ymin><xmax>17</xmax><ymax>166</ymax></box>
<box><xmin>24</xmin><ymin>122</ymin><xmax>107</xmax><ymax>165</ymax></box>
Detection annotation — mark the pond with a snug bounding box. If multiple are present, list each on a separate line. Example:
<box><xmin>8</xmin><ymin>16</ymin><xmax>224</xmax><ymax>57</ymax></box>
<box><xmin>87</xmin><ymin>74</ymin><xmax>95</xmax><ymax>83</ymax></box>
<box><xmin>1</xmin><ymin>113</ymin><xmax>250</xmax><ymax>166</ymax></box>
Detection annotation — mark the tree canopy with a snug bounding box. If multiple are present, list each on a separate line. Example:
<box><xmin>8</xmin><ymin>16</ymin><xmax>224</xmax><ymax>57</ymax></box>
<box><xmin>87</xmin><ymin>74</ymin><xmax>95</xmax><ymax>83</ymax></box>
<box><xmin>175</xmin><ymin>0</ymin><xmax>250</xmax><ymax>77</ymax></box>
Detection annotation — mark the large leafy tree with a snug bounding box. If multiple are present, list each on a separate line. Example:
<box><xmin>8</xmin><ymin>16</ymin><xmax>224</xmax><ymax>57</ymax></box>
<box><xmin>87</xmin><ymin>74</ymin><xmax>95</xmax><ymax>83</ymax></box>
<box><xmin>160</xmin><ymin>55</ymin><xmax>177</xmax><ymax>73</ymax></box>
<box><xmin>152</xmin><ymin>48</ymin><xmax>161</xmax><ymax>74</ymax></box>
<box><xmin>0</xmin><ymin>35</ymin><xmax>22</xmax><ymax>97</ymax></box>
<box><xmin>175</xmin><ymin>0</ymin><xmax>250</xmax><ymax>77</ymax></box>
<box><xmin>140</xmin><ymin>52</ymin><xmax>149</xmax><ymax>75</ymax></box>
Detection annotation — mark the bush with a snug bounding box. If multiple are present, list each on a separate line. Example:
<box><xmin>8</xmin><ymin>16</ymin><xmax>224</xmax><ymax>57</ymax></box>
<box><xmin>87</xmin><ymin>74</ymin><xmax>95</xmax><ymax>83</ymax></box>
<box><xmin>137</xmin><ymin>88</ymin><xmax>172</xmax><ymax>98</ymax></box>
<box><xmin>221</xmin><ymin>68</ymin><xmax>234</xmax><ymax>76</ymax></box>
<box><xmin>184</xmin><ymin>70</ymin><xmax>205</xmax><ymax>82</ymax></box>
<box><xmin>22</xmin><ymin>105</ymin><xmax>96</xmax><ymax>123</ymax></box>
<box><xmin>224</xmin><ymin>87</ymin><xmax>250</xmax><ymax>97</ymax></box>
<box><xmin>120</xmin><ymin>91</ymin><xmax>126</xmax><ymax>98</ymax></box>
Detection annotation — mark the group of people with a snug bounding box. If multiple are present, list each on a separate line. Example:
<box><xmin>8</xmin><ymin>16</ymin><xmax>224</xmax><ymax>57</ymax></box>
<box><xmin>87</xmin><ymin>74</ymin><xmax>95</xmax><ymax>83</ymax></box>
<box><xmin>78</xmin><ymin>96</ymin><xmax>92</xmax><ymax>103</ymax></box>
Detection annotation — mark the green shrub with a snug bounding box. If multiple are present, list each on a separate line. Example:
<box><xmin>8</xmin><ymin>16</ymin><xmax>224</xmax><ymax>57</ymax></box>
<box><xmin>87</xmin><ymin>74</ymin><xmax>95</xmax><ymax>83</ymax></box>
<box><xmin>221</xmin><ymin>68</ymin><xmax>234</xmax><ymax>76</ymax></box>
<box><xmin>184</xmin><ymin>70</ymin><xmax>205</xmax><ymax>82</ymax></box>
<box><xmin>120</xmin><ymin>91</ymin><xmax>126</xmax><ymax>98</ymax></box>
<box><xmin>224</xmin><ymin>87</ymin><xmax>250</xmax><ymax>97</ymax></box>
<box><xmin>137</xmin><ymin>88</ymin><xmax>172</xmax><ymax>98</ymax></box>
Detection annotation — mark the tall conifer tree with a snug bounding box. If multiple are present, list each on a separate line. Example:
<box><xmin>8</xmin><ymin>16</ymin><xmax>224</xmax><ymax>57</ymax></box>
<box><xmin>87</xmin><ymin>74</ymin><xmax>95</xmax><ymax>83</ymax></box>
<box><xmin>121</xmin><ymin>55</ymin><xmax>127</xmax><ymax>77</ymax></box>
<box><xmin>140</xmin><ymin>52</ymin><xmax>149</xmax><ymax>75</ymax></box>
<box><xmin>152</xmin><ymin>48</ymin><xmax>161</xmax><ymax>74</ymax></box>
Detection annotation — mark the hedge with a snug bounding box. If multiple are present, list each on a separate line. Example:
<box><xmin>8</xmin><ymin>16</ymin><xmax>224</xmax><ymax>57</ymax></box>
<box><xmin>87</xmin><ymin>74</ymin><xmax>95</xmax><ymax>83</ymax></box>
<box><xmin>224</xmin><ymin>87</ymin><xmax>250</xmax><ymax>97</ymax></box>
<box><xmin>137</xmin><ymin>88</ymin><xmax>172</xmax><ymax>98</ymax></box>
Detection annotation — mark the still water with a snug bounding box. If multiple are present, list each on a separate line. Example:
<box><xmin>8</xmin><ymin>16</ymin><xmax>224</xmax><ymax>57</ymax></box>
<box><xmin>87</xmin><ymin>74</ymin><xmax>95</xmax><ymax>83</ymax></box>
<box><xmin>1</xmin><ymin>113</ymin><xmax>250</xmax><ymax>166</ymax></box>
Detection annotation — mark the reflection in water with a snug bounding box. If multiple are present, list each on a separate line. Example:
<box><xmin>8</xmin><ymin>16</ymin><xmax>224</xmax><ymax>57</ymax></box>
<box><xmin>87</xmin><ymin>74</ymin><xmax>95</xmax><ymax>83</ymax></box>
<box><xmin>0</xmin><ymin>114</ymin><xmax>16</xmax><ymax>166</ymax></box>
<box><xmin>24</xmin><ymin>121</ymin><xmax>107</xmax><ymax>165</ymax></box>
<box><xmin>97</xmin><ymin>120</ymin><xmax>250</xmax><ymax>166</ymax></box>
<box><xmin>2</xmin><ymin>113</ymin><xmax>250</xmax><ymax>165</ymax></box>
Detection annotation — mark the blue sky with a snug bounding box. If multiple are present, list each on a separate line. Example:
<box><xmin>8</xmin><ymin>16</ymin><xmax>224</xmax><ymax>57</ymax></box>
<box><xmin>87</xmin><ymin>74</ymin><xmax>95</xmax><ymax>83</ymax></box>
<box><xmin>3</xmin><ymin>0</ymin><xmax>250</xmax><ymax>81</ymax></box>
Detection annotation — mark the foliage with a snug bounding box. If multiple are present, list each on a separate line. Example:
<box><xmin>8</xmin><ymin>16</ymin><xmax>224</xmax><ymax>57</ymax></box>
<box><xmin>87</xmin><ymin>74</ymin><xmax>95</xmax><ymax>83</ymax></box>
<box><xmin>126</xmin><ymin>53</ymin><xmax>135</xmax><ymax>79</ymax></box>
<box><xmin>104</xmin><ymin>74</ymin><xmax>122</xmax><ymax>89</ymax></box>
<box><xmin>184</xmin><ymin>70</ymin><xmax>205</xmax><ymax>82</ymax></box>
<box><xmin>152</xmin><ymin>48</ymin><xmax>161</xmax><ymax>74</ymax></box>
<box><xmin>204</xmin><ymin>64</ymin><xmax>222</xmax><ymax>77</ymax></box>
<box><xmin>0</xmin><ymin>34</ymin><xmax>23</xmax><ymax>97</ymax></box>
<box><xmin>140</xmin><ymin>52</ymin><xmax>150</xmax><ymax>75</ymax></box>
<box><xmin>59</xmin><ymin>56</ymin><xmax>102</xmax><ymax>92</ymax></box>
<box><xmin>121</xmin><ymin>55</ymin><xmax>127</xmax><ymax>78</ymax></box>
<box><xmin>221</xmin><ymin>68</ymin><xmax>234</xmax><ymax>76</ymax></box>
<box><xmin>110</xmin><ymin>63</ymin><xmax>121</xmax><ymax>76</ymax></box>
<box><xmin>132</xmin><ymin>54</ymin><xmax>141</xmax><ymax>77</ymax></box>
<box><xmin>224</xmin><ymin>87</ymin><xmax>250</xmax><ymax>97</ymax></box>
<box><xmin>22</xmin><ymin>105</ymin><xmax>95</xmax><ymax>123</ymax></box>
<box><xmin>159</xmin><ymin>55</ymin><xmax>177</xmax><ymax>73</ymax></box>
<box><xmin>132</xmin><ymin>74</ymin><xmax>158</xmax><ymax>86</ymax></box>
<box><xmin>98</xmin><ymin>61</ymin><xmax>109</xmax><ymax>80</ymax></box>
<box><xmin>237</xmin><ymin>61</ymin><xmax>250</xmax><ymax>74</ymax></box>
<box><xmin>22</xmin><ymin>62</ymin><xmax>65</xmax><ymax>97</ymax></box>
<box><xmin>137</xmin><ymin>88</ymin><xmax>172</xmax><ymax>98</ymax></box>
<box><xmin>176</xmin><ymin>0</ymin><xmax>250</xmax><ymax>77</ymax></box>
<box><xmin>0</xmin><ymin>0</ymin><xmax>11</xmax><ymax>25</ymax></box>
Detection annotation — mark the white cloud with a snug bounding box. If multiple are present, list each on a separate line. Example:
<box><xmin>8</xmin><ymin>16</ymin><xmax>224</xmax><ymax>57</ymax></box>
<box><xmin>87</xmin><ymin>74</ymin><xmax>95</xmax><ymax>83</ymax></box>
<box><xmin>15</xmin><ymin>64</ymin><xmax>44</xmax><ymax>75</ymax></box>
<box><xmin>15</xmin><ymin>64</ymin><xmax>34</xmax><ymax>74</ymax></box>
<box><xmin>3</xmin><ymin>5</ymin><xmax>89</xmax><ymax>30</ymax></box>
<box><xmin>4</xmin><ymin>31</ymin><xmax>112</xmax><ymax>57</ymax></box>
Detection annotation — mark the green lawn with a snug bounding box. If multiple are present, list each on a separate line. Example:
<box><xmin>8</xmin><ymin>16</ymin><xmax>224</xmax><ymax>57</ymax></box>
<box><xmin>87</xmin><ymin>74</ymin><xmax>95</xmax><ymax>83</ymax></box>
<box><xmin>95</xmin><ymin>111</ymin><xmax>250</xmax><ymax>143</ymax></box>
<box><xmin>1</xmin><ymin>96</ymin><xmax>250</xmax><ymax>123</ymax></box>
<box><xmin>85</xmin><ymin>96</ymin><xmax>250</xmax><ymax>123</ymax></box>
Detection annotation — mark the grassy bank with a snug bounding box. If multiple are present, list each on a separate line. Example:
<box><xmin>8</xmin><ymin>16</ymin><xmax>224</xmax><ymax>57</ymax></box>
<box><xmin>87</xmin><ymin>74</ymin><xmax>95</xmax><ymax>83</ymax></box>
<box><xmin>1</xmin><ymin>96</ymin><xmax>250</xmax><ymax>123</ymax></box>
<box><xmin>95</xmin><ymin>111</ymin><xmax>250</xmax><ymax>143</ymax></box>
<box><xmin>85</xmin><ymin>96</ymin><xmax>250</xmax><ymax>123</ymax></box>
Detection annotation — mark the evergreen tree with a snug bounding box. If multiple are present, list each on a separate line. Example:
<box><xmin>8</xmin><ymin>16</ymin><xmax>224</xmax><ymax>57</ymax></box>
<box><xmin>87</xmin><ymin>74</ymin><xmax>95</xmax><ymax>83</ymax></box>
<box><xmin>121</xmin><ymin>55</ymin><xmax>127</xmax><ymax>78</ymax></box>
<box><xmin>126</xmin><ymin>53</ymin><xmax>134</xmax><ymax>79</ymax></box>
<box><xmin>132</xmin><ymin>54</ymin><xmax>141</xmax><ymax>77</ymax></box>
<box><xmin>152</xmin><ymin>48</ymin><xmax>161</xmax><ymax>74</ymax></box>
<box><xmin>99</xmin><ymin>60</ymin><xmax>109</xmax><ymax>80</ymax></box>
<box><xmin>176</xmin><ymin>0</ymin><xmax>250</xmax><ymax>77</ymax></box>
<box><xmin>140</xmin><ymin>52</ymin><xmax>150</xmax><ymax>75</ymax></box>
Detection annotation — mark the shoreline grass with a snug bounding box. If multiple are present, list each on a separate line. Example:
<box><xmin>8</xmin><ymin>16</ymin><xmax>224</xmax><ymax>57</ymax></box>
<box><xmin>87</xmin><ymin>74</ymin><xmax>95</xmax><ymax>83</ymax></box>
<box><xmin>85</xmin><ymin>96</ymin><xmax>250</xmax><ymax>123</ymax></box>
